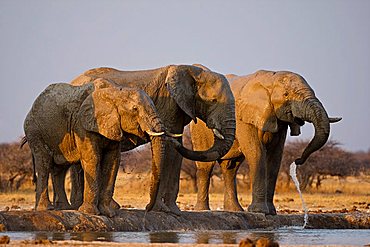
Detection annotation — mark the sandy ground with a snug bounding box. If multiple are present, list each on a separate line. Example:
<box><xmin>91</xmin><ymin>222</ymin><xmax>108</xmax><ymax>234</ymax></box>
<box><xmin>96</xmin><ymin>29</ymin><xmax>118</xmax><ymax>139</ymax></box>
<box><xmin>0</xmin><ymin>173</ymin><xmax>369</xmax><ymax>246</ymax></box>
<box><xmin>1</xmin><ymin>173</ymin><xmax>369</xmax><ymax>214</ymax></box>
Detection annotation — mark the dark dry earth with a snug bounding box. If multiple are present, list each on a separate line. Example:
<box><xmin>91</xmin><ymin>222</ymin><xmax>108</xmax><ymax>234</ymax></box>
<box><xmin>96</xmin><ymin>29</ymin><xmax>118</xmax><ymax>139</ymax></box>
<box><xmin>0</xmin><ymin>209</ymin><xmax>369</xmax><ymax>232</ymax></box>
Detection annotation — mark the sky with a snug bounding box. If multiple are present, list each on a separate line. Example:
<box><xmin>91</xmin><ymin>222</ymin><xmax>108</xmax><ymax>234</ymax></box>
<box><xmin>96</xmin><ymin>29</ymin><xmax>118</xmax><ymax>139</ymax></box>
<box><xmin>0</xmin><ymin>0</ymin><xmax>369</xmax><ymax>152</ymax></box>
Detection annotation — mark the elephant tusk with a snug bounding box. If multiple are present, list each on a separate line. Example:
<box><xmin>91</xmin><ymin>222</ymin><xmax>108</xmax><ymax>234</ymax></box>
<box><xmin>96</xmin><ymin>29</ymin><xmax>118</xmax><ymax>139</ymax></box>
<box><xmin>212</xmin><ymin>129</ymin><xmax>225</xmax><ymax>140</ymax></box>
<box><xmin>329</xmin><ymin>117</ymin><xmax>342</xmax><ymax>123</ymax></box>
<box><xmin>166</xmin><ymin>132</ymin><xmax>183</xmax><ymax>138</ymax></box>
<box><xmin>146</xmin><ymin>131</ymin><xmax>165</xmax><ymax>136</ymax></box>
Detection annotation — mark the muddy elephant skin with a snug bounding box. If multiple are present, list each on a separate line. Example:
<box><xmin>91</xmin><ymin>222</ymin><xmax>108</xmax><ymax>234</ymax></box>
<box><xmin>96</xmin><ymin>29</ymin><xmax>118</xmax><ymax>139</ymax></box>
<box><xmin>191</xmin><ymin>69</ymin><xmax>341</xmax><ymax>215</ymax></box>
<box><xmin>24</xmin><ymin>81</ymin><xmax>167</xmax><ymax>217</ymax></box>
<box><xmin>70</xmin><ymin>65</ymin><xmax>236</xmax><ymax>214</ymax></box>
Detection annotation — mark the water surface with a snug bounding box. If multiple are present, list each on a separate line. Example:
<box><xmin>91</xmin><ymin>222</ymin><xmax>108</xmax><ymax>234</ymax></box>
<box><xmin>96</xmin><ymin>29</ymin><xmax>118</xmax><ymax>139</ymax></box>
<box><xmin>2</xmin><ymin>229</ymin><xmax>369</xmax><ymax>246</ymax></box>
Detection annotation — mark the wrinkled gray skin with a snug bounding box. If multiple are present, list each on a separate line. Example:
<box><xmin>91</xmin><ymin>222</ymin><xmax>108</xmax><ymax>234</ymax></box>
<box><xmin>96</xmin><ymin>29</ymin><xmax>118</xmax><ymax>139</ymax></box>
<box><xmin>24</xmin><ymin>81</ymin><xmax>169</xmax><ymax>217</ymax></box>
<box><xmin>70</xmin><ymin>65</ymin><xmax>236</xmax><ymax>214</ymax></box>
<box><xmin>191</xmin><ymin>68</ymin><xmax>341</xmax><ymax>215</ymax></box>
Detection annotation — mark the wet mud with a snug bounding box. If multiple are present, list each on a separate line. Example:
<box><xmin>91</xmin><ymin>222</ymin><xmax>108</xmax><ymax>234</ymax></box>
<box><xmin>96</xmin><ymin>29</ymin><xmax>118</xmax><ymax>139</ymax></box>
<box><xmin>0</xmin><ymin>209</ymin><xmax>369</xmax><ymax>232</ymax></box>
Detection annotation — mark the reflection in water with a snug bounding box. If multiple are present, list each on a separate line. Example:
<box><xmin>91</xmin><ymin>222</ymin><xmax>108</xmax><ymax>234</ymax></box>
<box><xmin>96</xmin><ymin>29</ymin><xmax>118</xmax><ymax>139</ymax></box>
<box><xmin>2</xmin><ymin>229</ymin><xmax>370</xmax><ymax>245</ymax></box>
<box><xmin>193</xmin><ymin>231</ymin><xmax>238</xmax><ymax>244</ymax></box>
<box><xmin>149</xmin><ymin>231</ymin><xmax>179</xmax><ymax>243</ymax></box>
<box><xmin>247</xmin><ymin>232</ymin><xmax>277</xmax><ymax>243</ymax></box>
<box><xmin>69</xmin><ymin>232</ymin><xmax>115</xmax><ymax>242</ymax></box>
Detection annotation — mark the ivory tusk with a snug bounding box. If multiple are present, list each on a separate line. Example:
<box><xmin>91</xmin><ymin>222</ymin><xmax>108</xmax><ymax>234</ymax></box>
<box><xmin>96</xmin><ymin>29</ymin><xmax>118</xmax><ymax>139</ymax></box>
<box><xmin>166</xmin><ymin>132</ymin><xmax>183</xmax><ymax>138</ymax></box>
<box><xmin>212</xmin><ymin>129</ymin><xmax>224</xmax><ymax>140</ymax></box>
<box><xmin>146</xmin><ymin>131</ymin><xmax>165</xmax><ymax>136</ymax></box>
<box><xmin>329</xmin><ymin>117</ymin><xmax>342</xmax><ymax>123</ymax></box>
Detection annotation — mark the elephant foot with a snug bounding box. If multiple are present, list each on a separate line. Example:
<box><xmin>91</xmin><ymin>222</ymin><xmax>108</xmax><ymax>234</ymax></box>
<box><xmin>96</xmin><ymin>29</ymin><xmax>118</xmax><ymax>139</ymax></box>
<box><xmin>98</xmin><ymin>203</ymin><xmax>118</xmax><ymax>218</ymax></box>
<box><xmin>147</xmin><ymin>200</ymin><xmax>182</xmax><ymax>216</ymax></box>
<box><xmin>147</xmin><ymin>200</ymin><xmax>172</xmax><ymax>213</ymax></box>
<box><xmin>166</xmin><ymin>202</ymin><xmax>182</xmax><ymax>216</ymax></box>
<box><xmin>110</xmin><ymin>198</ymin><xmax>121</xmax><ymax>210</ymax></box>
<box><xmin>70</xmin><ymin>200</ymin><xmax>83</xmax><ymax>210</ymax></box>
<box><xmin>224</xmin><ymin>201</ymin><xmax>244</xmax><ymax>212</ymax></box>
<box><xmin>36</xmin><ymin>197</ymin><xmax>54</xmax><ymax>211</ymax></box>
<box><xmin>247</xmin><ymin>201</ymin><xmax>276</xmax><ymax>215</ymax></box>
<box><xmin>78</xmin><ymin>203</ymin><xmax>100</xmax><ymax>215</ymax></box>
<box><xmin>54</xmin><ymin>201</ymin><xmax>73</xmax><ymax>210</ymax></box>
<box><xmin>36</xmin><ymin>202</ymin><xmax>54</xmax><ymax>211</ymax></box>
<box><xmin>194</xmin><ymin>202</ymin><xmax>211</xmax><ymax>211</ymax></box>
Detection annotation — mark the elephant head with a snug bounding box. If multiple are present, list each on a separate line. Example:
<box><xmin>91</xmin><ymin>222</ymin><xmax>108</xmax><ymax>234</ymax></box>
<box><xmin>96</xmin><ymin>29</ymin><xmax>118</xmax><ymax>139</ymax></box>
<box><xmin>79</xmin><ymin>87</ymin><xmax>165</xmax><ymax>141</ymax></box>
<box><xmin>235</xmin><ymin>70</ymin><xmax>341</xmax><ymax>165</ymax></box>
<box><xmin>165</xmin><ymin>65</ymin><xmax>236</xmax><ymax>162</ymax></box>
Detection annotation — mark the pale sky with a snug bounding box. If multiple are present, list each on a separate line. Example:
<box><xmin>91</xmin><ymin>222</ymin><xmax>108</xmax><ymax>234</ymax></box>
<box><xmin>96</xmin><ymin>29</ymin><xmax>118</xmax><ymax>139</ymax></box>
<box><xmin>0</xmin><ymin>0</ymin><xmax>369</xmax><ymax>152</ymax></box>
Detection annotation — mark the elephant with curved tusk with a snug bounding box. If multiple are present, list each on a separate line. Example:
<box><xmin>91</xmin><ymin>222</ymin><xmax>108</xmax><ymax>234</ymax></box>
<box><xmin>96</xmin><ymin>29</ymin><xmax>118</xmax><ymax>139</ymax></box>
<box><xmin>190</xmin><ymin>67</ymin><xmax>341</xmax><ymax>215</ymax></box>
<box><xmin>23</xmin><ymin>81</ymin><xmax>176</xmax><ymax>217</ymax></box>
<box><xmin>70</xmin><ymin>64</ymin><xmax>236</xmax><ymax>214</ymax></box>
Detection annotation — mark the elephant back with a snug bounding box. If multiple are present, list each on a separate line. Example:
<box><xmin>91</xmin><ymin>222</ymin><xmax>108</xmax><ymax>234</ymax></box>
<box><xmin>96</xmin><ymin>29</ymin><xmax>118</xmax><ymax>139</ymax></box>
<box><xmin>27</xmin><ymin>83</ymin><xmax>95</xmax><ymax>149</ymax></box>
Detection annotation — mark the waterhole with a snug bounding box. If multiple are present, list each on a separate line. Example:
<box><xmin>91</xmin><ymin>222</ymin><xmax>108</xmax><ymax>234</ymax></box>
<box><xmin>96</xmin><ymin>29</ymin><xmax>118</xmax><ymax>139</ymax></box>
<box><xmin>1</xmin><ymin>229</ymin><xmax>369</xmax><ymax>245</ymax></box>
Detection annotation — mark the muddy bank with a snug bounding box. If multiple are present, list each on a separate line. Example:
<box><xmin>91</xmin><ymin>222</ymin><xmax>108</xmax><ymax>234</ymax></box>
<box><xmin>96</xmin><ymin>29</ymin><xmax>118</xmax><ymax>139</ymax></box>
<box><xmin>0</xmin><ymin>209</ymin><xmax>369</xmax><ymax>232</ymax></box>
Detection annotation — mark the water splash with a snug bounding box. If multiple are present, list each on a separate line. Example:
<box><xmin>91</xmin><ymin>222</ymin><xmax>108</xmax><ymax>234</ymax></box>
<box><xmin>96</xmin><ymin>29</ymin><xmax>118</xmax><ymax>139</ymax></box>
<box><xmin>289</xmin><ymin>162</ymin><xmax>308</xmax><ymax>229</ymax></box>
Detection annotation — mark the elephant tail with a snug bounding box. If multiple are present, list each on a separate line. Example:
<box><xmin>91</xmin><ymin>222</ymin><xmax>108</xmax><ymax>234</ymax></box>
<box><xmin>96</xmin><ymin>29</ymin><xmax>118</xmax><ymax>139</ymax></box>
<box><xmin>20</xmin><ymin>136</ymin><xmax>27</xmax><ymax>149</ymax></box>
<box><xmin>19</xmin><ymin>136</ymin><xmax>37</xmax><ymax>185</ymax></box>
<box><xmin>31</xmin><ymin>154</ymin><xmax>37</xmax><ymax>186</ymax></box>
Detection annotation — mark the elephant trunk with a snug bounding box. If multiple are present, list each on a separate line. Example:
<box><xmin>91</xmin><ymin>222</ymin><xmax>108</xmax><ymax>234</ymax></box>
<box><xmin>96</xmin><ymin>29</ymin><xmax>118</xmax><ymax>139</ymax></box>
<box><xmin>146</xmin><ymin>136</ymin><xmax>166</xmax><ymax>211</ymax></box>
<box><xmin>137</xmin><ymin>109</ymin><xmax>167</xmax><ymax>211</ymax></box>
<box><xmin>173</xmin><ymin>115</ymin><xmax>236</xmax><ymax>162</ymax></box>
<box><xmin>295</xmin><ymin>98</ymin><xmax>330</xmax><ymax>165</ymax></box>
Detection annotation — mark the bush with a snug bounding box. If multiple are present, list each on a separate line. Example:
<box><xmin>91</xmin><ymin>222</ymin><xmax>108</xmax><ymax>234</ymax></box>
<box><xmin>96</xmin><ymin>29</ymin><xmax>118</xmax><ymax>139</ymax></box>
<box><xmin>0</xmin><ymin>140</ymin><xmax>33</xmax><ymax>192</ymax></box>
<box><xmin>280</xmin><ymin>140</ymin><xmax>363</xmax><ymax>191</ymax></box>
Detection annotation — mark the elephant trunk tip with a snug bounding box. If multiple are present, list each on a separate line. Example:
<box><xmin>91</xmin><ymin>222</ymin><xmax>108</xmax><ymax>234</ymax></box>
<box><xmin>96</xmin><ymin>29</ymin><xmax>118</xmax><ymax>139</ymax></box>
<box><xmin>329</xmin><ymin>117</ymin><xmax>342</xmax><ymax>123</ymax></box>
<box><xmin>295</xmin><ymin>158</ymin><xmax>305</xmax><ymax>165</ymax></box>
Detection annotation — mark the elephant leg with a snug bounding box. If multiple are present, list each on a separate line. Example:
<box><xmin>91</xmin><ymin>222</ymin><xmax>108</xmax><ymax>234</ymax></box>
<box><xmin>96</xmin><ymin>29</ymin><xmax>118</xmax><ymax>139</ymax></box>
<box><xmin>98</xmin><ymin>144</ymin><xmax>121</xmax><ymax>217</ymax></box>
<box><xmin>70</xmin><ymin>163</ymin><xmax>84</xmax><ymax>209</ymax></box>
<box><xmin>194</xmin><ymin>161</ymin><xmax>215</xmax><ymax>211</ymax></box>
<box><xmin>146</xmin><ymin>137</ymin><xmax>170</xmax><ymax>213</ymax></box>
<box><xmin>220</xmin><ymin>158</ymin><xmax>244</xmax><ymax>211</ymax></box>
<box><xmin>163</xmin><ymin>144</ymin><xmax>183</xmax><ymax>215</ymax></box>
<box><xmin>78</xmin><ymin>146</ymin><xmax>100</xmax><ymax>215</ymax></box>
<box><xmin>265</xmin><ymin>129</ymin><xmax>288</xmax><ymax>215</ymax></box>
<box><xmin>237</xmin><ymin>123</ymin><xmax>269</xmax><ymax>214</ymax></box>
<box><xmin>51</xmin><ymin>165</ymin><xmax>72</xmax><ymax>210</ymax></box>
<box><xmin>151</xmin><ymin>139</ymin><xmax>182</xmax><ymax>215</ymax></box>
<box><xmin>31</xmin><ymin>141</ymin><xmax>54</xmax><ymax>211</ymax></box>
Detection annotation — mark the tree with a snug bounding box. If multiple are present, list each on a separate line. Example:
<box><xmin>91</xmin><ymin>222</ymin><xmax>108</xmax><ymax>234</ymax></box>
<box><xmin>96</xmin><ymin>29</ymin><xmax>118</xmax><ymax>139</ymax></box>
<box><xmin>280</xmin><ymin>140</ymin><xmax>362</xmax><ymax>191</ymax></box>
<box><xmin>0</xmin><ymin>140</ymin><xmax>33</xmax><ymax>192</ymax></box>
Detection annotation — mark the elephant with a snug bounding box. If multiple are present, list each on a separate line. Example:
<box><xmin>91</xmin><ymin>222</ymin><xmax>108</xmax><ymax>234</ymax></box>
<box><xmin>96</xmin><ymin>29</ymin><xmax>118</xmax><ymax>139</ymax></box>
<box><xmin>70</xmin><ymin>64</ymin><xmax>236</xmax><ymax>214</ymax></box>
<box><xmin>23</xmin><ymin>80</ymin><xmax>172</xmax><ymax>217</ymax></box>
<box><xmin>190</xmin><ymin>67</ymin><xmax>341</xmax><ymax>215</ymax></box>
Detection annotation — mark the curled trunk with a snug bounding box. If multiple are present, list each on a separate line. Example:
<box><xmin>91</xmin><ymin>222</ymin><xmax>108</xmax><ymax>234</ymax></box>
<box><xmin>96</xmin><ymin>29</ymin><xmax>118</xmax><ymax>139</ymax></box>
<box><xmin>172</xmin><ymin>120</ymin><xmax>236</xmax><ymax>162</ymax></box>
<box><xmin>295</xmin><ymin>98</ymin><xmax>330</xmax><ymax>165</ymax></box>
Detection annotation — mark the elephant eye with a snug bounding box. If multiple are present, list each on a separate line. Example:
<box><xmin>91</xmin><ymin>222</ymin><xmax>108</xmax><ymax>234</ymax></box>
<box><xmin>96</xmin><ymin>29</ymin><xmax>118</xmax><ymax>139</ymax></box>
<box><xmin>132</xmin><ymin>106</ymin><xmax>138</xmax><ymax>111</ymax></box>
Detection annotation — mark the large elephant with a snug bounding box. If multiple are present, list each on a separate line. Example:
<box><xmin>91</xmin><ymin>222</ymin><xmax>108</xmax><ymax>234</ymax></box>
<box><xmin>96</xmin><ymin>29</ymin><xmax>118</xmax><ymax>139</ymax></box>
<box><xmin>191</xmin><ymin>68</ymin><xmax>341</xmax><ymax>215</ymax></box>
<box><xmin>70</xmin><ymin>65</ymin><xmax>236</xmax><ymax>214</ymax></box>
<box><xmin>24</xmin><ymin>81</ymin><xmax>170</xmax><ymax>217</ymax></box>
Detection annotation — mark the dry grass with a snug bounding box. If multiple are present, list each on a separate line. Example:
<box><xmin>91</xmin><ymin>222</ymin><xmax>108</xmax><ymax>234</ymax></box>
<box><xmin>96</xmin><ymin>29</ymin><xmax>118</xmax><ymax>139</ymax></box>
<box><xmin>0</xmin><ymin>171</ymin><xmax>369</xmax><ymax>214</ymax></box>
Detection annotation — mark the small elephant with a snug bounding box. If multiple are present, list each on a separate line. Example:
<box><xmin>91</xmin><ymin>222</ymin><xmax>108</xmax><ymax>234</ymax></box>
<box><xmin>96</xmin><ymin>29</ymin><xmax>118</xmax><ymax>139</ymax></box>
<box><xmin>24</xmin><ymin>81</ymin><xmax>168</xmax><ymax>217</ymax></box>
<box><xmin>191</xmin><ymin>68</ymin><xmax>341</xmax><ymax>214</ymax></box>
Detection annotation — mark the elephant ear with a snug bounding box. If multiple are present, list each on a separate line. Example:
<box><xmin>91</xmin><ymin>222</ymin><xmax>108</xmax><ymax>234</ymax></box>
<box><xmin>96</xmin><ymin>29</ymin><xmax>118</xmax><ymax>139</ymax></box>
<box><xmin>165</xmin><ymin>65</ymin><xmax>197</xmax><ymax>122</ymax></box>
<box><xmin>79</xmin><ymin>89</ymin><xmax>123</xmax><ymax>141</ymax></box>
<box><xmin>237</xmin><ymin>81</ymin><xmax>278</xmax><ymax>134</ymax></box>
